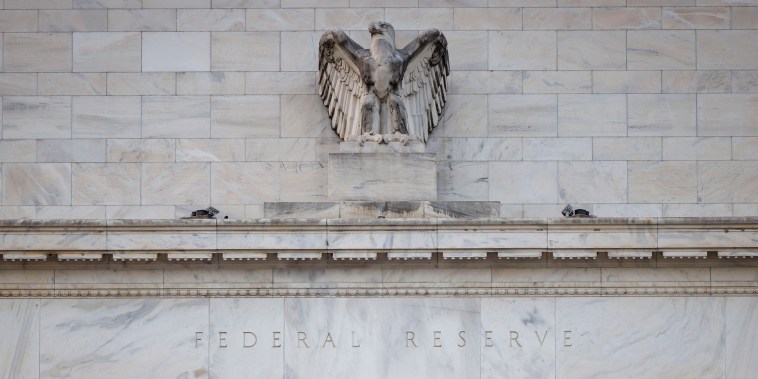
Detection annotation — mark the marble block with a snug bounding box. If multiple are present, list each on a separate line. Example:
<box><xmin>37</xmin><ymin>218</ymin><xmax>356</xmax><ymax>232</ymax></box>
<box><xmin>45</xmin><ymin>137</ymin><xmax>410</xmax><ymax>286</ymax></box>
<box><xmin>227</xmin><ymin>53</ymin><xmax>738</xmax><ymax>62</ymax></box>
<box><xmin>73</xmin><ymin>32</ymin><xmax>141</xmax><ymax>72</ymax></box>
<box><xmin>489</xmin><ymin>31</ymin><xmax>556</xmax><ymax>70</ymax></box>
<box><xmin>481</xmin><ymin>298</ymin><xmax>556</xmax><ymax>379</ymax></box>
<box><xmin>142</xmin><ymin>32</ymin><xmax>210</xmax><ymax>72</ymax></box>
<box><xmin>283</xmin><ymin>298</ymin><xmax>480</xmax><ymax>379</ymax></box>
<box><xmin>0</xmin><ymin>300</ymin><xmax>39</xmax><ymax>379</ymax></box>
<box><xmin>109</xmin><ymin>9</ymin><xmax>177</xmax><ymax>32</ymax></box>
<box><xmin>40</xmin><ymin>299</ymin><xmax>209</xmax><ymax>379</ymax></box>
<box><xmin>3</xmin><ymin>33</ymin><xmax>72</xmax><ymax>72</ymax></box>
<box><xmin>328</xmin><ymin>153</ymin><xmax>437</xmax><ymax>201</ymax></box>
<box><xmin>211</xmin><ymin>32</ymin><xmax>279</xmax><ymax>71</ymax></box>
<box><xmin>726</xmin><ymin>297</ymin><xmax>758</xmax><ymax>378</ymax></box>
<box><xmin>209</xmin><ymin>299</ymin><xmax>284</xmax><ymax>378</ymax></box>
<box><xmin>556</xmin><ymin>297</ymin><xmax>724</xmax><ymax>379</ymax></box>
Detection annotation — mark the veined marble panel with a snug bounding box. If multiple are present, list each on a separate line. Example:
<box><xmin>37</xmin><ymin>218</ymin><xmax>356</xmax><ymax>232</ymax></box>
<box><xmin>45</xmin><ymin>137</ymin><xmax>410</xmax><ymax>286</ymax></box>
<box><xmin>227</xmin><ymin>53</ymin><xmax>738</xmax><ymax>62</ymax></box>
<box><xmin>481</xmin><ymin>298</ymin><xmax>556</xmax><ymax>379</ymax></box>
<box><xmin>726</xmin><ymin>297</ymin><xmax>758</xmax><ymax>378</ymax></box>
<box><xmin>284</xmin><ymin>298</ymin><xmax>480</xmax><ymax>379</ymax></box>
<box><xmin>209</xmin><ymin>298</ymin><xmax>284</xmax><ymax>378</ymax></box>
<box><xmin>556</xmin><ymin>297</ymin><xmax>724</xmax><ymax>379</ymax></box>
<box><xmin>0</xmin><ymin>300</ymin><xmax>39</xmax><ymax>379</ymax></box>
<box><xmin>328</xmin><ymin>153</ymin><xmax>437</xmax><ymax>201</ymax></box>
<box><xmin>40</xmin><ymin>299</ymin><xmax>209</xmax><ymax>379</ymax></box>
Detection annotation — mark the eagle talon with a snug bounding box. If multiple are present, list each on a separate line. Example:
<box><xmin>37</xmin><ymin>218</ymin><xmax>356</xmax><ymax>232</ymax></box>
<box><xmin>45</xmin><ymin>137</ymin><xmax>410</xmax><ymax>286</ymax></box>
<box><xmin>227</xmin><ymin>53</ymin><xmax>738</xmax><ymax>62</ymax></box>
<box><xmin>359</xmin><ymin>132</ymin><xmax>383</xmax><ymax>145</ymax></box>
<box><xmin>383</xmin><ymin>131</ymin><xmax>410</xmax><ymax>146</ymax></box>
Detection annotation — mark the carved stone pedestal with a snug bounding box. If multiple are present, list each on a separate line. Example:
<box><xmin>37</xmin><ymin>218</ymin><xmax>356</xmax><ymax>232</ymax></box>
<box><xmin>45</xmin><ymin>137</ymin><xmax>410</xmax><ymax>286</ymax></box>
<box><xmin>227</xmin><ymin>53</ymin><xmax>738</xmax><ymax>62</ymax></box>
<box><xmin>327</xmin><ymin>153</ymin><xmax>437</xmax><ymax>201</ymax></box>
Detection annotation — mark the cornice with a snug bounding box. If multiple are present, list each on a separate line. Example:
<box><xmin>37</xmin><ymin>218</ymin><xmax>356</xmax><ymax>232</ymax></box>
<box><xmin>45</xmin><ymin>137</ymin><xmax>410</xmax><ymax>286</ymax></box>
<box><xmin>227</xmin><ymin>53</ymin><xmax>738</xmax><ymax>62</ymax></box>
<box><xmin>0</xmin><ymin>217</ymin><xmax>756</xmax><ymax>261</ymax></box>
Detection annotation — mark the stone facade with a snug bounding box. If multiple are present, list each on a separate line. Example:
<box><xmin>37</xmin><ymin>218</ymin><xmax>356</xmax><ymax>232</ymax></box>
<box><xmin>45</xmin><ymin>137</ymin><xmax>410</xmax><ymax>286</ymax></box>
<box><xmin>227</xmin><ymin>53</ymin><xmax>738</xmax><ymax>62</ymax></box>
<box><xmin>0</xmin><ymin>1</ymin><xmax>755</xmax><ymax>219</ymax></box>
<box><xmin>1</xmin><ymin>4</ymin><xmax>758</xmax><ymax>378</ymax></box>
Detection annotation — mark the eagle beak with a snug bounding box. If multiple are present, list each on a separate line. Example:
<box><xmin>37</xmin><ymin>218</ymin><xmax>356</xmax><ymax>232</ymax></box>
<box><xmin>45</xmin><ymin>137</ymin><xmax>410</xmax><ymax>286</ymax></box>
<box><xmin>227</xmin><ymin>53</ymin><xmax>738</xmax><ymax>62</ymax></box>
<box><xmin>368</xmin><ymin>22</ymin><xmax>381</xmax><ymax>35</ymax></box>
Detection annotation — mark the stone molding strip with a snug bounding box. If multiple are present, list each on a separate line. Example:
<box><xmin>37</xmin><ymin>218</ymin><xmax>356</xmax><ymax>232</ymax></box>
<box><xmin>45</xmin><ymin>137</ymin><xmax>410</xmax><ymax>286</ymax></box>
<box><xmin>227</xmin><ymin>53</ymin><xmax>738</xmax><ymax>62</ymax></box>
<box><xmin>2</xmin><ymin>287</ymin><xmax>758</xmax><ymax>299</ymax></box>
<box><xmin>0</xmin><ymin>217</ymin><xmax>756</xmax><ymax>261</ymax></box>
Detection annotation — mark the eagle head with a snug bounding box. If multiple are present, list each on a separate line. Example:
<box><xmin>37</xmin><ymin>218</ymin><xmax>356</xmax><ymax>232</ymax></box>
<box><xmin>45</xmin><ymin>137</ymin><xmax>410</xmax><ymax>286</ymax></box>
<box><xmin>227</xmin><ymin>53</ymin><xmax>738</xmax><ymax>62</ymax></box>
<box><xmin>368</xmin><ymin>21</ymin><xmax>395</xmax><ymax>45</ymax></box>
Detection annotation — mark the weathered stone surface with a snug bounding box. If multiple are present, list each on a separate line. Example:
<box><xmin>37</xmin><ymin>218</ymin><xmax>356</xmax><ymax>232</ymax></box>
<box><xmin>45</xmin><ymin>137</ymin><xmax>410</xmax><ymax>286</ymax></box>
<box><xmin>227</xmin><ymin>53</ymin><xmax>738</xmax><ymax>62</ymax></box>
<box><xmin>662</xmin><ymin>70</ymin><xmax>731</xmax><ymax>93</ymax></box>
<box><xmin>628</xmin><ymin>161</ymin><xmax>697</xmax><ymax>203</ymax></box>
<box><xmin>73</xmin><ymin>32</ymin><xmax>141</xmax><ymax>72</ymax></box>
<box><xmin>72</xmin><ymin>163</ymin><xmax>140</xmax><ymax>206</ymax></box>
<box><xmin>72</xmin><ymin>96</ymin><xmax>141</xmax><ymax>138</ymax></box>
<box><xmin>39</xmin><ymin>9</ymin><xmax>108</xmax><ymax>32</ymax></box>
<box><xmin>437</xmin><ymin>161</ymin><xmax>488</xmax><ymax>201</ymax></box>
<box><xmin>425</xmin><ymin>201</ymin><xmax>500</xmax><ymax>218</ymax></box>
<box><xmin>3</xmin><ymin>33</ymin><xmax>72</xmax><ymax>72</ymax></box>
<box><xmin>2</xmin><ymin>164</ymin><xmax>72</xmax><ymax>206</ymax></box>
<box><xmin>107</xmin><ymin>73</ymin><xmax>175</xmax><ymax>96</ymax></box>
<box><xmin>628</xmin><ymin>94</ymin><xmax>696</xmax><ymax>136</ymax></box>
<box><xmin>698</xmin><ymin>31</ymin><xmax>758</xmax><ymax>70</ymax></box>
<box><xmin>489</xmin><ymin>95</ymin><xmax>557</xmax><ymax>137</ymax></box>
<box><xmin>524</xmin><ymin>7</ymin><xmax>591</xmax><ymax>30</ymax></box>
<box><xmin>593</xmin><ymin>71</ymin><xmax>661</xmax><ymax>94</ymax></box>
<box><xmin>2</xmin><ymin>97</ymin><xmax>71</xmax><ymax>139</ymax></box>
<box><xmin>142</xmin><ymin>32</ymin><xmax>210</xmax><ymax>72</ymax></box>
<box><xmin>628</xmin><ymin>31</ymin><xmax>696</xmax><ymax>70</ymax></box>
<box><xmin>490</xmin><ymin>161</ymin><xmax>558</xmax><ymax>204</ymax></box>
<box><xmin>558</xmin><ymin>94</ymin><xmax>626</xmax><ymax>137</ymax></box>
<box><xmin>178</xmin><ymin>9</ymin><xmax>243</xmax><ymax>31</ymax></box>
<box><xmin>490</xmin><ymin>31</ymin><xmax>556</xmax><ymax>70</ymax></box>
<box><xmin>264</xmin><ymin>202</ymin><xmax>340</xmax><ymax>219</ymax></box>
<box><xmin>523</xmin><ymin>71</ymin><xmax>591</xmax><ymax>94</ymax></box>
<box><xmin>107</xmin><ymin>139</ymin><xmax>176</xmax><ymax>163</ymax></box>
<box><xmin>558</xmin><ymin>161</ymin><xmax>628</xmax><ymax>204</ymax></box>
<box><xmin>211</xmin><ymin>32</ymin><xmax>279</xmax><ymax>71</ymax></box>
<box><xmin>39</xmin><ymin>73</ymin><xmax>106</xmax><ymax>96</ymax></box>
<box><xmin>328</xmin><ymin>154</ymin><xmax>437</xmax><ymax>201</ymax></box>
<box><xmin>142</xmin><ymin>96</ymin><xmax>211</xmax><ymax>138</ymax></box>
<box><xmin>558</xmin><ymin>31</ymin><xmax>625</xmax><ymax>70</ymax></box>
<box><xmin>109</xmin><ymin>9</ymin><xmax>176</xmax><ymax>32</ymax></box>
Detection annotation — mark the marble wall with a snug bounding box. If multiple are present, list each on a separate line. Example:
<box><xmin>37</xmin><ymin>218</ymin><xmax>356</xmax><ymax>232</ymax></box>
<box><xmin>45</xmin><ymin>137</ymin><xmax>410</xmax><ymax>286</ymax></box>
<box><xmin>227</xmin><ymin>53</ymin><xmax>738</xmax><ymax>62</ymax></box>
<box><xmin>2</xmin><ymin>296</ymin><xmax>756</xmax><ymax>379</ymax></box>
<box><xmin>0</xmin><ymin>1</ymin><xmax>757</xmax><ymax>219</ymax></box>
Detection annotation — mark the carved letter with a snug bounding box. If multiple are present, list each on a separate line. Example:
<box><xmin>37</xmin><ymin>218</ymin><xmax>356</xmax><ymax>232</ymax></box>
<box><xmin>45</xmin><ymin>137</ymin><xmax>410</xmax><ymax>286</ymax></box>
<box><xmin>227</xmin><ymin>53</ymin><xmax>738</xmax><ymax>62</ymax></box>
<box><xmin>509</xmin><ymin>331</ymin><xmax>522</xmax><ymax>348</ymax></box>
<box><xmin>323</xmin><ymin>333</ymin><xmax>336</xmax><ymax>348</ymax></box>
<box><xmin>564</xmin><ymin>331</ymin><xmax>573</xmax><ymax>347</ymax></box>
<box><xmin>243</xmin><ymin>332</ymin><xmax>257</xmax><ymax>348</ymax></box>
<box><xmin>195</xmin><ymin>332</ymin><xmax>203</xmax><ymax>348</ymax></box>
<box><xmin>219</xmin><ymin>331</ymin><xmax>228</xmax><ymax>348</ymax></box>
<box><xmin>458</xmin><ymin>331</ymin><xmax>466</xmax><ymax>347</ymax></box>
<box><xmin>434</xmin><ymin>331</ymin><xmax>442</xmax><ymax>347</ymax></box>
<box><xmin>535</xmin><ymin>330</ymin><xmax>549</xmax><ymax>347</ymax></box>
<box><xmin>272</xmin><ymin>332</ymin><xmax>282</xmax><ymax>348</ymax></box>
<box><xmin>406</xmin><ymin>331</ymin><xmax>418</xmax><ymax>348</ymax></box>
<box><xmin>352</xmin><ymin>331</ymin><xmax>361</xmax><ymax>348</ymax></box>
<box><xmin>484</xmin><ymin>331</ymin><xmax>493</xmax><ymax>347</ymax></box>
<box><xmin>298</xmin><ymin>332</ymin><xmax>310</xmax><ymax>348</ymax></box>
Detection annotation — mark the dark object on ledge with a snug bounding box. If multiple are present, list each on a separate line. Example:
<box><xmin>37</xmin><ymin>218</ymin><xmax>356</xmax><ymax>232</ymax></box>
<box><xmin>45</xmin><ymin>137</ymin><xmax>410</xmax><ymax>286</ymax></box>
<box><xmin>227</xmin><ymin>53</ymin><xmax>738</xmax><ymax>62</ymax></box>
<box><xmin>561</xmin><ymin>204</ymin><xmax>594</xmax><ymax>218</ymax></box>
<box><xmin>183</xmin><ymin>207</ymin><xmax>220</xmax><ymax>219</ymax></box>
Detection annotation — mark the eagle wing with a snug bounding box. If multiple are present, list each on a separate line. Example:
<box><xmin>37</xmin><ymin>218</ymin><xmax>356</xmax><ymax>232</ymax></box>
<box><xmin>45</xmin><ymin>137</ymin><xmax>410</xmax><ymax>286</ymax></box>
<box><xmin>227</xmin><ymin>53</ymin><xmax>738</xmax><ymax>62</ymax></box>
<box><xmin>399</xmin><ymin>29</ymin><xmax>450</xmax><ymax>143</ymax></box>
<box><xmin>318</xmin><ymin>30</ymin><xmax>369</xmax><ymax>141</ymax></box>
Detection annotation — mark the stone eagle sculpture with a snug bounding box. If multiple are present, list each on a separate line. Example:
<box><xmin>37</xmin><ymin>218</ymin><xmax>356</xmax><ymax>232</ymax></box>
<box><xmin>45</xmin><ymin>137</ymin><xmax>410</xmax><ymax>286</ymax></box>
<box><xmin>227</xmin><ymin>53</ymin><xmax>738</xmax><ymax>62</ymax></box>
<box><xmin>318</xmin><ymin>21</ymin><xmax>449</xmax><ymax>144</ymax></box>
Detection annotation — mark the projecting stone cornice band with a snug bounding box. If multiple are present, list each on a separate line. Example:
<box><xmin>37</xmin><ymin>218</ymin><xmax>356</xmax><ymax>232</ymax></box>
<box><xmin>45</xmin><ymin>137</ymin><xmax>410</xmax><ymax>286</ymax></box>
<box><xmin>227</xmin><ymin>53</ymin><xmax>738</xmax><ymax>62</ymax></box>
<box><xmin>0</xmin><ymin>217</ymin><xmax>756</xmax><ymax>262</ymax></box>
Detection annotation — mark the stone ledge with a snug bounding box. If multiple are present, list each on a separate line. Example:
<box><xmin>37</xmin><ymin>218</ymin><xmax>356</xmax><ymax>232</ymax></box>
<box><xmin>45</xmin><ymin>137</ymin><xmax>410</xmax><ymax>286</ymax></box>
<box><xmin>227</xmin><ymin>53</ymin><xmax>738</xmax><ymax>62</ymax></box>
<box><xmin>0</xmin><ymin>217</ymin><xmax>755</xmax><ymax>262</ymax></box>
